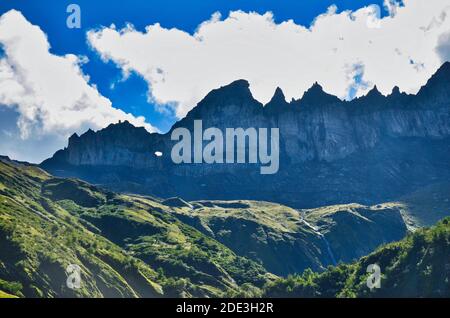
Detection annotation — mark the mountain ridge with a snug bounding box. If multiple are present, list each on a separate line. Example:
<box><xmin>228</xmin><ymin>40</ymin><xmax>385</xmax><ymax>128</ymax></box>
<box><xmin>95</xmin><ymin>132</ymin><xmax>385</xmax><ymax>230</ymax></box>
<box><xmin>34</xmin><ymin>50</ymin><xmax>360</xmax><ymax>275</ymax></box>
<box><xmin>42</xmin><ymin>61</ymin><xmax>450</xmax><ymax>154</ymax></box>
<box><xmin>41</xmin><ymin>62</ymin><xmax>450</xmax><ymax>210</ymax></box>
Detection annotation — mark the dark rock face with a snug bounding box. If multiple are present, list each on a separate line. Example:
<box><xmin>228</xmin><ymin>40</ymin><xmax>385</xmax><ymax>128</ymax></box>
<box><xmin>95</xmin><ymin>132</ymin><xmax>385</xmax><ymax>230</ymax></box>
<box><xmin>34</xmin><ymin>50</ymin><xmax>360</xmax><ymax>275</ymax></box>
<box><xmin>41</xmin><ymin>62</ymin><xmax>450</xmax><ymax>208</ymax></box>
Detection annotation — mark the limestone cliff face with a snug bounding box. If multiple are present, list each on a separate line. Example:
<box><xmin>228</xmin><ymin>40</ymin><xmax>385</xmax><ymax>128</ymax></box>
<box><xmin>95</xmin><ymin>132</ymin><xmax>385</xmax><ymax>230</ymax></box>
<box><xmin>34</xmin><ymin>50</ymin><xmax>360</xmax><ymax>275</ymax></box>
<box><xmin>53</xmin><ymin>121</ymin><xmax>165</xmax><ymax>169</ymax></box>
<box><xmin>42</xmin><ymin>62</ymin><xmax>450</xmax><ymax>208</ymax></box>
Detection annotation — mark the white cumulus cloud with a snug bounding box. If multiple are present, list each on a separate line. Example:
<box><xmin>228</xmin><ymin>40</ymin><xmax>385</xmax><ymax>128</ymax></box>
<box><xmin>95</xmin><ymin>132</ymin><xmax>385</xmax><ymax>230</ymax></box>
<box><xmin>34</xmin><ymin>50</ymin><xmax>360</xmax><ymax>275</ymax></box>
<box><xmin>0</xmin><ymin>9</ymin><xmax>156</xmax><ymax>143</ymax></box>
<box><xmin>88</xmin><ymin>0</ymin><xmax>450</xmax><ymax>118</ymax></box>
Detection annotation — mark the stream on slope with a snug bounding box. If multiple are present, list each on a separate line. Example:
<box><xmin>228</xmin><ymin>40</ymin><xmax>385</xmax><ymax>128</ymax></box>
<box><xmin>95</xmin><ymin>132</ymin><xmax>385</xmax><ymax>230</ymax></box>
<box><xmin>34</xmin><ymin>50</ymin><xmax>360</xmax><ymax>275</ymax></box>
<box><xmin>300</xmin><ymin>211</ymin><xmax>337</xmax><ymax>266</ymax></box>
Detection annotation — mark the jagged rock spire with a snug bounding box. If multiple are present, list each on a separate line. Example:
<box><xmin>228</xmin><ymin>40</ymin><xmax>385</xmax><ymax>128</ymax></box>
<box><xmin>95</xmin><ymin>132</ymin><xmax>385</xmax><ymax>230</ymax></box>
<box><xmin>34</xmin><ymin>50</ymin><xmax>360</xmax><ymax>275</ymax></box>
<box><xmin>298</xmin><ymin>82</ymin><xmax>340</xmax><ymax>106</ymax></box>
<box><xmin>265</xmin><ymin>87</ymin><xmax>289</xmax><ymax>113</ymax></box>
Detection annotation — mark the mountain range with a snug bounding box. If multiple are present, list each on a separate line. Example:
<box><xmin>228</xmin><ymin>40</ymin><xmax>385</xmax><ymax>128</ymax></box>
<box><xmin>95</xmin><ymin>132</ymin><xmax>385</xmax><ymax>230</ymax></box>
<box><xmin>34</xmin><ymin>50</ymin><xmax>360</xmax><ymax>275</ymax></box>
<box><xmin>42</xmin><ymin>62</ymin><xmax>450</xmax><ymax>210</ymax></box>
<box><xmin>2</xmin><ymin>62</ymin><xmax>450</xmax><ymax>298</ymax></box>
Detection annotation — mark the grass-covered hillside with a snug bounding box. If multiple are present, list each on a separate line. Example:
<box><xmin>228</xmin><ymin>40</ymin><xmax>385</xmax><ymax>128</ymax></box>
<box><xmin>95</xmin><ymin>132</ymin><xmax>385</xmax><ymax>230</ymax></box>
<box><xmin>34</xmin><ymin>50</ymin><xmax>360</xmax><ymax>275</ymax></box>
<box><xmin>0</xmin><ymin>158</ymin><xmax>271</xmax><ymax>297</ymax></box>
<box><xmin>263</xmin><ymin>217</ymin><xmax>450</xmax><ymax>298</ymax></box>
<box><xmin>171</xmin><ymin>200</ymin><xmax>407</xmax><ymax>276</ymax></box>
<box><xmin>1</xmin><ymin>156</ymin><xmax>446</xmax><ymax>298</ymax></box>
<box><xmin>0</xmin><ymin>290</ymin><xmax>17</xmax><ymax>298</ymax></box>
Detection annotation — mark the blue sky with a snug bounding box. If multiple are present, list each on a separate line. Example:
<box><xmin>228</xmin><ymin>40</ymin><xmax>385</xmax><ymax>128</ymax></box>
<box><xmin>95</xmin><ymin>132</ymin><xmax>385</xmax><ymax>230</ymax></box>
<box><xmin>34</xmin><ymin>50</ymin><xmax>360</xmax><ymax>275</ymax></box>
<box><xmin>0</xmin><ymin>0</ymin><xmax>388</xmax><ymax>132</ymax></box>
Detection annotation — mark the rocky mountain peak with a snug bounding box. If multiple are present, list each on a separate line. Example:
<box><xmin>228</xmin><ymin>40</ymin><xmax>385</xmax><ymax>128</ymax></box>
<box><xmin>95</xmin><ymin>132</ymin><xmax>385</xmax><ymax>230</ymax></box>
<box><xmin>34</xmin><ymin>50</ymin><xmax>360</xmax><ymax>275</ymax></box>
<box><xmin>297</xmin><ymin>82</ymin><xmax>341</xmax><ymax>106</ymax></box>
<box><xmin>417</xmin><ymin>61</ymin><xmax>450</xmax><ymax>98</ymax></box>
<box><xmin>179</xmin><ymin>79</ymin><xmax>263</xmax><ymax>124</ymax></box>
<box><xmin>68</xmin><ymin>133</ymin><xmax>80</xmax><ymax>147</ymax></box>
<box><xmin>271</xmin><ymin>87</ymin><xmax>286</xmax><ymax>102</ymax></box>
<box><xmin>64</xmin><ymin>120</ymin><xmax>153</xmax><ymax>156</ymax></box>
<box><xmin>265</xmin><ymin>87</ymin><xmax>289</xmax><ymax>113</ymax></box>
<box><xmin>99</xmin><ymin>120</ymin><xmax>149</xmax><ymax>136</ymax></box>
<box><xmin>69</xmin><ymin>132</ymin><xmax>79</xmax><ymax>140</ymax></box>
<box><xmin>391</xmin><ymin>86</ymin><xmax>401</xmax><ymax>96</ymax></box>
<box><xmin>201</xmin><ymin>79</ymin><xmax>254</xmax><ymax>104</ymax></box>
<box><xmin>354</xmin><ymin>85</ymin><xmax>385</xmax><ymax>105</ymax></box>
<box><xmin>431</xmin><ymin>61</ymin><xmax>450</xmax><ymax>81</ymax></box>
<box><xmin>367</xmin><ymin>85</ymin><xmax>382</xmax><ymax>97</ymax></box>
<box><xmin>388</xmin><ymin>86</ymin><xmax>411</xmax><ymax>103</ymax></box>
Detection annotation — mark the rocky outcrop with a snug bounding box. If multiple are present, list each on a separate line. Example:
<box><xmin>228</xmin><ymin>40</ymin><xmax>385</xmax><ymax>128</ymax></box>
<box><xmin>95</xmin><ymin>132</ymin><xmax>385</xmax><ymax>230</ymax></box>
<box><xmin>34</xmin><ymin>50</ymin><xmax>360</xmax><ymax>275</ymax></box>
<box><xmin>60</xmin><ymin>121</ymin><xmax>166</xmax><ymax>169</ymax></box>
<box><xmin>41</xmin><ymin>62</ymin><xmax>450</xmax><ymax>208</ymax></box>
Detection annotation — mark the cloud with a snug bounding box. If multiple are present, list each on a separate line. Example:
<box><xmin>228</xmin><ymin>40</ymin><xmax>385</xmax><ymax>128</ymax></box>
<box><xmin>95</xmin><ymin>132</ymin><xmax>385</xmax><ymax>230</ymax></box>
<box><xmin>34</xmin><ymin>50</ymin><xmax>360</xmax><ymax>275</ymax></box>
<box><xmin>0</xmin><ymin>107</ymin><xmax>64</xmax><ymax>163</ymax></box>
<box><xmin>0</xmin><ymin>10</ymin><xmax>157</xmax><ymax>148</ymax></box>
<box><xmin>88</xmin><ymin>0</ymin><xmax>450</xmax><ymax>118</ymax></box>
<box><xmin>437</xmin><ymin>31</ymin><xmax>450</xmax><ymax>62</ymax></box>
<box><xmin>383</xmin><ymin>0</ymin><xmax>402</xmax><ymax>17</ymax></box>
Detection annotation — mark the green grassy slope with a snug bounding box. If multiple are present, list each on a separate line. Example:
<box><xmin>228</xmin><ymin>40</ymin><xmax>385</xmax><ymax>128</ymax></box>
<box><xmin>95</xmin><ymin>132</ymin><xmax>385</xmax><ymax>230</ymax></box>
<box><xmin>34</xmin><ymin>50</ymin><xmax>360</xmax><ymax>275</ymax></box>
<box><xmin>263</xmin><ymin>217</ymin><xmax>450</xmax><ymax>298</ymax></box>
<box><xmin>0</xmin><ymin>159</ymin><xmax>271</xmax><ymax>297</ymax></box>
<box><xmin>169</xmin><ymin>200</ymin><xmax>327</xmax><ymax>275</ymax></box>
<box><xmin>1</xmin><ymin>156</ymin><xmax>447</xmax><ymax>298</ymax></box>
<box><xmin>169</xmin><ymin>200</ymin><xmax>407</xmax><ymax>276</ymax></box>
<box><xmin>0</xmin><ymin>290</ymin><xmax>17</xmax><ymax>298</ymax></box>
